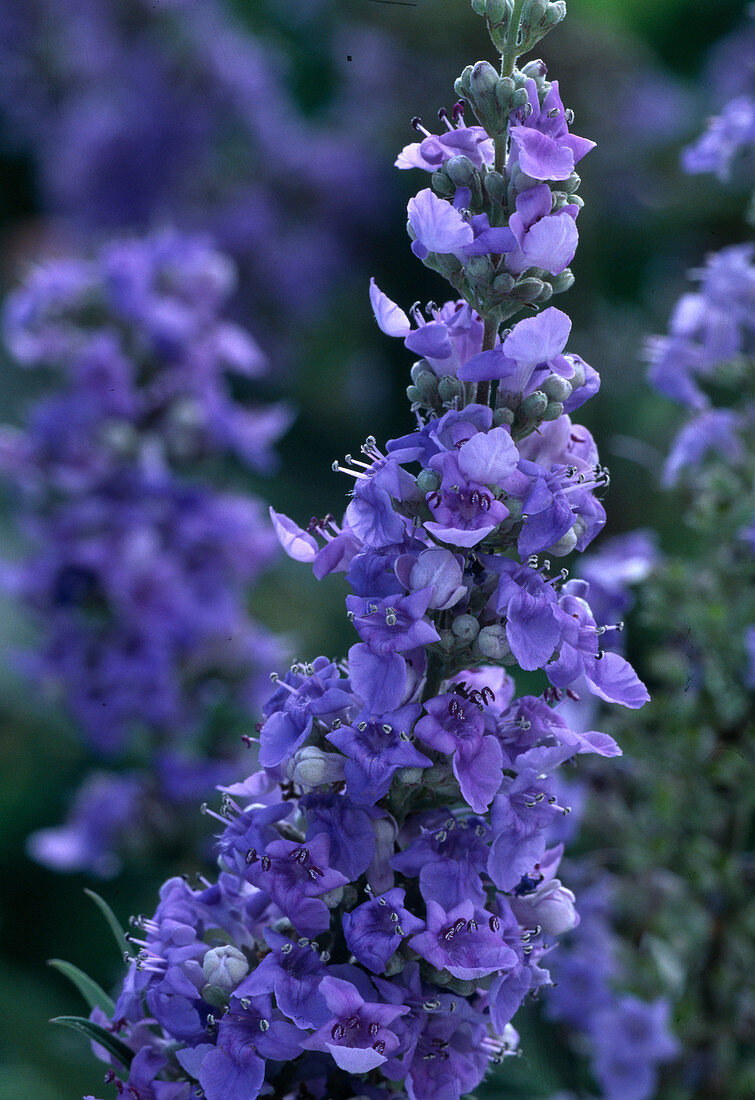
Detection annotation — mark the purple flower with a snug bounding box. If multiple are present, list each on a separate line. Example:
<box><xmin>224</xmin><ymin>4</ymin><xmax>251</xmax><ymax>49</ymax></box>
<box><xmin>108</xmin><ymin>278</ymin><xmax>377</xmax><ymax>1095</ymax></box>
<box><xmin>505</xmin><ymin>185</ymin><xmax>579</xmax><ymax>275</ymax></box>
<box><xmin>342</xmin><ymin>887</ymin><xmax>425</xmax><ymax>972</ymax></box>
<box><xmin>415</xmin><ymin>694</ymin><xmax>503</xmax><ymax>812</ymax></box>
<box><xmin>407</xmin><ymin>189</ymin><xmax>475</xmax><ymax>260</ymax></box>
<box><xmin>304</xmin><ymin>976</ymin><xmax>408</xmax><ymax>1072</ymax></box>
<box><xmin>327</xmin><ymin>704</ymin><xmax>430</xmax><ymax>806</ymax></box>
<box><xmin>508</xmin><ymin>79</ymin><xmax>595</xmax><ymax>181</ymax></box>
<box><xmin>409</xmin><ymin>899</ymin><xmax>519</xmax><ymax>980</ymax></box>
<box><xmin>396</xmin><ymin>110</ymin><xmax>494</xmax><ymax>172</ymax></box>
<box><xmin>258</xmin><ymin>658</ymin><xmax>354</xmax><ymax>768</ymax></box>
<box><xmin>244</xmin><ymin>833</ymin><xmax>349</xmax><ymax>938</ymax></box>
<box><xmin>682</xmin><ymin>94</ymin><xmax>755</xmax><ymax>181</ymax></box>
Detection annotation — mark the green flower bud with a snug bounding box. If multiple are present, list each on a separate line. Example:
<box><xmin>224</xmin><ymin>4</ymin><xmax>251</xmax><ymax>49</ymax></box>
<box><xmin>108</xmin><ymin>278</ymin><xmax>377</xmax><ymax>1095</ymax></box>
<box><xmin>475</xmin><ymin>624</ymin><xmax>511</xmax><ymax>661</ymax></box>
<box><xmin>521</xmin><ymin>390</ymin><xmax>549</xmax><ymax>421</ymax></box>
<box><xmin>550</xmin><ymin>270</ymin><xmax>575</xmax><ymax>295</ymax></box>
<box><xmin>451</xmin><ymin>614</ymin><xmax>480</xmax><ymax>642</ymax></box>
<box><xmin>484</xmin><ymin>171</ymin><xmax>508</xmax><ymax>206</ymax></box>
<box><xmin>322</xmin><ymin>887</ymin><xmax>344</xmax><ymax>909</ymax></box>
<box><xmin>503</xmin><ymin>496</ymin><xmax>523</xmax><ymax>522</ymax></box>
<box><xmin>431</xmin><ymin>168</ymin><xmax>456</xmax><ymax>200</ymax></box>
<box><xmin>541</xmin><ymin>374</ymin><xmax>572</xmax><ymax>402</ymax></box>
<box><xmin>202</xmin><ymin>945</ymin><xmax>249</xmax><ymax>992</ymax></box>
<box><xmin>511</xmin><ymin>277</ymin><xmax>545</xmax><ymax>301</ymax></box>
<box><xmin>415</xmin><ymin>369</ymin><xmax>440</xmax><ymax>404</ymax></box>
<box><xmin>406</xmin><ymin>385</ymin><xmax>422</xmax><ymax>405</ymax></box>
<box><xmin>465</xmin><ymin>255</ymin><xmax>495</xmax><ymax>293</ymax></box>
<box><xmin>417</xmin><ymin>468</ymin><xmax>441</xmax><ymax>494</ymax></box>
<box><xmin>570</xmin><ymin>358</ymin><xmax>586</xmax><ymax>388</ymax></box>
<box><xmin>493</xmin><ymin>272</ymin><xmax>516</xmax><ymax>295</ymax></box>
<box><xmin>494</xmin><ymin>407</ymin><xmax>515</xmax><ymax>427</ymax></box>
<box><xmin>548</xmin><ymin>525</ymin><xmax>578</xmax><ymax>557</ymax></box>
<box><xmin>445</xmin><ymin>154</ymin><xmax>480</xmax><ymax>192</ymax></box>
<box><xmin>410</xmin><ymin>360</ymin><xmax>431</xmax><ymax>385</ymax></box>
<box><xmin>534</xmin><ymin>282</ymin><xmax>553</xmax><ymax>303</ymax></box>
<box><xmin>434</xmin><ymin>253</ymin><xmax>465</xmax><ymax>279</ymax></box>
<box><xmin>439</xmin><ymin>628</ymin><xmax>457</xmax><ymax>654</ymax></box>
<box><xmin>541</xmin><ymin>399</ymin><xmax>564</xmax><ymax>421</ymax></box>
<box><xmin>438</xmin><ymin>376</ymin><xmax>463</xmax><ymax>403</ymax></box>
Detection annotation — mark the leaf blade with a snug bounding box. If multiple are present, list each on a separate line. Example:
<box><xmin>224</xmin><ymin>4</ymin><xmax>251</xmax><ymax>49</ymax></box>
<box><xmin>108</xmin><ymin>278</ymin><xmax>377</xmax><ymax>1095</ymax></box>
<box><xmin>50</xmin><ymin>1015</ymin><xmax>133</xmax><ymax>1069</ymax></box>
<box><xmin>48</xmin><ymin>958</ymin><xmax>115</xmax><ymax>1015</ymax></box>
<box><xmin>84</xmin><ymin>888</ymin><xmax>130</xmax><ymax>957</ymax></box>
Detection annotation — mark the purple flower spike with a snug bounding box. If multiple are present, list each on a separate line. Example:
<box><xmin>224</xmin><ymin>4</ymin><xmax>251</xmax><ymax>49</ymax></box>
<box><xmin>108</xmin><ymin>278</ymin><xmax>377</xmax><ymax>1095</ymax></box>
<box><xmin>415</xmin><ymin>694</ymin><xmax>502</xmax><ymax>812</ymax></box>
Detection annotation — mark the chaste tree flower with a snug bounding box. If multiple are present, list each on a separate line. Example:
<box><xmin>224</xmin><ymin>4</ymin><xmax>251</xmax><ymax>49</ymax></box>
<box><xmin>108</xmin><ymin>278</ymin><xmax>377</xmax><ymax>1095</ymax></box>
<box><xmin>0</xmin><ymin>229</ymin><xmax>289</xmax><ymax>875</ymax></box>
<box><xmin>69</xmin><ymin>3</ymin><xmax>650</xmax><ymax>1097</ymax></box>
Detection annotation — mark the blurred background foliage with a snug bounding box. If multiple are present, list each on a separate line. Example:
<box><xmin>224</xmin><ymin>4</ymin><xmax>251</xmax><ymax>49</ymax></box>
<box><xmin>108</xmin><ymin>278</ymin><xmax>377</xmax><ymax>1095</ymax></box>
<box><xmin>0</xmin><ymin>0</ymin><xmax>750</xmax><ymax>1096</ymax></box>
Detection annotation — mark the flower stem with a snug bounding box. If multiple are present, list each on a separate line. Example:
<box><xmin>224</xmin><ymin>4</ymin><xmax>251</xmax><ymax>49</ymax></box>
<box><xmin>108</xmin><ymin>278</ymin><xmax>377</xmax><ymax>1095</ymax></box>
<box><xmin>501</xmin><ymin>0</ymin><xmax>527</xmax><ymax>77</ymax></box>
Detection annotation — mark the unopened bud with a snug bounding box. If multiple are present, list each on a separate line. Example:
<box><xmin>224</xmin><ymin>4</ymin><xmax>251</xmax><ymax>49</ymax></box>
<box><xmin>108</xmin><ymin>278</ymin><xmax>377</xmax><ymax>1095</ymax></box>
<box><xmin>321</xmin><ymin>886</ymin><xmax>344</xmax><ymax>909</ymax></box>
<box><xmin>451</xmin><ymin>614</ymin><xmax>480</xmax><ymax>643</ymax></box>
<box><xmin>445</xmin><ymin>154</ymin><xmax>479</xmax><ymax>192</ymax></box>
<box><xmin>417</xmin><ymin>469</ymin><xmax>441</xmax><ymax>494</ymax></box>
<box><xmin>289</xmin><ymin>746</ymin><xmax>346</xmax><ymax>789</ymax></box>
<box><xmin>494</xmin><ymin>407</ymin><xmax>515</xmax><ymax>427</ymax></box>
<box><xmin>541</xmin><ymin>375</ymin><xmax>572</xmax><ymax>402</ymax></box>
<box><xmin>511</xmin><ymin>277</ymin><xmax>545</xmax><ymax>302</ymax></box>
<box><xmin>548</xmin><ymin>526</ymin><xmax>578</xmax><ymax>557</ymax></box>
<box><xmin>202</xmin><ymin>945</ymin><xmax>249</xmax><ymax>992</ymax></box>
<box><xmin>520</xmin><ymin>390</ymin><xmax>548</xmax><ymax>421</ymax></box>
<box><xmin>549</xmin><ymin>270</ymin><xmax>575</xmax><ymax>296</ymax></box>
<box><xmin>476</xmin><ymin>624</ymin><xmax>511</xmax><ymax>661</ymax></box>
<box><xmin>438</xmin><ymin>376</ymin><xmax>463</xmax><ymax>403</ymax></box>
<box><xmin>541</xmin><ymin>399</ymin><xmax>564</xmax><ymax>421</ymax></box>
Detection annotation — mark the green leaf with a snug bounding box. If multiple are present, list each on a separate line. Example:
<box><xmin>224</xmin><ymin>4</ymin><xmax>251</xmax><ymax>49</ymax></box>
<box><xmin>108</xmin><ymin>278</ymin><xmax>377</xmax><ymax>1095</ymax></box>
<box><xmin>83</xmin><ymin>888</ymin><xmax>130</xmax><ymax>957</ymax></box>
<box><xmin>47</xmin><ymin>959</ymin><xmax>115</xmax><ymax>1016</ymax></box>
<box><xmin>50</xmin><ymin>1016</ymin><xmax>133</xmax><ymax>1069</ymax></box>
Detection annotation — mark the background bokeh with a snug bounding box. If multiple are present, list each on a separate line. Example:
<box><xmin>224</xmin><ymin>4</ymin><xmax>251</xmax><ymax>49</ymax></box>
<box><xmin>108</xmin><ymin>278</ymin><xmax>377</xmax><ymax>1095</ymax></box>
<box><xmin>0</xmin><ymin>0</ymin><xmax>750</xmax><ymax>1096</ymax></box>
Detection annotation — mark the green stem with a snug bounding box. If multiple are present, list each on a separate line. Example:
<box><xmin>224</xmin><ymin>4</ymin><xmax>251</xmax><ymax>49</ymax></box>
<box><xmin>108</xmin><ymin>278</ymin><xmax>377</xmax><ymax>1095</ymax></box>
<box><xmin>501</xmin><ymin>0</ymin><xmax>527</xmax><ymax>77</ymax></box>
<box><xmin>475</xmin><ymin>315</ymin><xmax>499</xmax><ymax>406</ymax></box>
<box><xmin>421</xmin><ymin>650</ymin><xmax>446</xmax><ymax>704</ymax></box>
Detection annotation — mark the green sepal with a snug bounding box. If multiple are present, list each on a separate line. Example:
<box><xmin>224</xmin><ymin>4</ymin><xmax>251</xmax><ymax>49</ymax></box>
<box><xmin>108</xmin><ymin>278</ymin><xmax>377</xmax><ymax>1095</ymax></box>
<box><xmin>50</xmin><ymin>1015</ymin><xmax>134</xmax><ymax>1069</ymax></box>
<box><xmin>84</xmin><ymin>888</ymin><xmax>130</xmax><ymax>957</ymax></box>
<box><xmin>48</xmin><ymin>958</ymin><xmax>115</xmax><ymax>1015</ymax></box>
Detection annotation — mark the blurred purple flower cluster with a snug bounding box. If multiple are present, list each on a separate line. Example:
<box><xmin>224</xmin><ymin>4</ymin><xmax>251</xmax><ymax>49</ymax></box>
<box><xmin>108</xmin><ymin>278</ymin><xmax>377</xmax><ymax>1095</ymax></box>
<box><xmin>0</xmin><ymin>0</ymin><xmax>378</xmax><ymax>330</ymax></box>
<box><xmin>1</xmin><ymin>229</ymin><xmax>288</xmax><ymax>873</ymax></box>
<box><xmin>546</xmin><ymin>876</ymin><xmax>678</xmax><ymax>1100</ymax></box>
<box><xmin>82</xmin><ymin>5</ymin><xmax>654</xmax><ymax>1094</ymax></box>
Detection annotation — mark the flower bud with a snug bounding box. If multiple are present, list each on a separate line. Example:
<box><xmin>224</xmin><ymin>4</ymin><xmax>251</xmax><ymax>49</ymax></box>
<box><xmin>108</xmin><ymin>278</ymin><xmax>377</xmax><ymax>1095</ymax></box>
<box><xmin>445</xmin><ymin>155</ymin><xmax>480</xmax><ymax>193</ymax></box>
<box><xmin>541</xmin><ymin>399</ymin><xmax>564</xmax><ymax>421</ymax></box>
<box><xmin>451</xmin><ymin>614</ymin><xmax>480</xmax><ymax>643</ymax></box>
<box><xmin>322</xmin><ymin>886</ymin><xmax>344</xmax><ymax>908</ymax></box>
<box><xmin>520</xmin><ymin>390</ymin><xmax>548</xmax><ymax>421</ymax></box>
<box><xmin>476</xmin><ymin>624</ymin><xmax>511</xmax><ymax>661</ymax></box>
<box><xmin>494</xmin><ymin>407</ymin><xmax>515</xmax><ymax>427</ymax></box>
<box><xmin>438</xmin><ymin>376</ymin><xmax>463</xmax><ymax>403</ymax></box>
<box><xmin>409</xmin><ymin>547</ymin><xmax>466</xmax><ymax>609</ymax></box>
<box><xmin>548</xmin><ymin>525</ymin><xmax>578</xmax><ymax>557</ymax></box>
<box><xmin>550</xmin><ymin>270</ymin><xmax>575</xmax><ymax>295</ymax></box>
<box><xmin>396</xmin><ymin>767</ymin><xmax>424</xmax><ymax>785</ymax></box>
<box><xmin>493</xmin><ymin>272</ymin><xmax>515</xmax><ymax>295</ymax></box>
<box><xmin>289</xmin><ymin>746</ymin><xmax>346</xmax><ymax>789</ymax></box>
<box><xmin>569</xmin><ymin>357</ymin><xmax>586</xmax><ymax>388</ymax></box>
<box><xmin>417</xmin><ymin>469</ymin><xmax>441</xmax><ymax>494</ymax></box>
<box><xmin>511</xmin><ymin>277</ymin><xmax>545</xmax><ymax>302</ymax></box>
<box><xmin>484</xmin><ymin>172</ymin><xmax>508</xmax><ymax>206</ymax></box>
<box><xmin>511</xmin><ymin>879</ymin><xmax>578</xmax><ymax>935</ymax></box>
<box><xmin>202</xmin><ymin>945</ymin><xmax>249</xmax><ymax>992</ymax></box>
<box><xmin>541</xmin><ymin>374</ymin><xmax>572</xmax><ymax>402</ymax></box>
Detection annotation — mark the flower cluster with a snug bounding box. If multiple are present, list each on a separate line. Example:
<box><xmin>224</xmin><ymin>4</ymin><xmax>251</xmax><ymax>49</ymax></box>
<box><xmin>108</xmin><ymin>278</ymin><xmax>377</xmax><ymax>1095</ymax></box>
<box><xmin>546</xmin><ymin>875</ymin><xmax>679</xmax><ymax>1100</ymax></box>
<box><xmin>79</xmin><ymin>3</ymin><xmax>648</xmax><ymax>1096</ymax></box>
<box><xmin>645</xmin><ymin>243</ymin><xmax>755</xmax><ymax>488</ymax></box>
<box><xmin>0</xmin><ymin>0</ymin><xmax>377</xmax><ymax>330</ymax></box>
<box><xmin>1</xmin><ymin>229</ymin><xmax>287</xmax><ymax>873</ymax></box>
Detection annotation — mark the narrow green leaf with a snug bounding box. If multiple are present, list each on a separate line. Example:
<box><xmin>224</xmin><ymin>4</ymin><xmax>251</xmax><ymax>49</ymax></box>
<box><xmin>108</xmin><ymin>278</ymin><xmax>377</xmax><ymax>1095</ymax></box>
<box><xmin>48</xmin><ymin>958</ymin><xmax>115</xmax><ymax>1015</ymax></box>
<box><xmin>50</xmin><ymin>1016</ymin><xmax>133</xmax><ymax>1068</ymax></box>
<box><xmin>84</xmin><ymin>888</ymin><xmax>130</xmax><ymax>957</ymax></box>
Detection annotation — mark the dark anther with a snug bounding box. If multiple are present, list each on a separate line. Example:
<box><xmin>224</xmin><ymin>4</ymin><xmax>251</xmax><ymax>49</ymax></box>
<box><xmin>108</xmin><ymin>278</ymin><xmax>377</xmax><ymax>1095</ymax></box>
<box><xmin>489</xmin><ymin>914</ymin><xmax>500</xmax><ymax>932</ymax></box>
<box><xmin>260</xmin><ymin>855</ymin><xmax>271</xmax><ymax>872</ymax></box>
<box><xmin>411</xmin><ymin>116</ymin><xmax>423</xmax><ymax>132</ymax></box>
<box><xmin>308</xmin><ymin>865</ymin><xmax>323</xmax><ymax>880</ymax></box>
<box><xmin>373</xmin><ymin>1040</ymin><xmax>386</xmax><ymax>1055</ymax></box>
<box><xmin>453</xmin><ymin>917</ymin><xmax>467</xmax><ymax>935</ymax></box>
<box><xmin>369</xmin><ymin>1021</ymin><xmax>380</xmax><ymax>1036</ymax></box>
<box><xmin>245</xmin><ymin>848</ymin><xmax>258</xmax><ymax>864</ymax></box>
<box><xmin>332</xmin><ymin>1023</ymin><xmax>346</xmax><ymax>1041</ymax></box>
<box><xmin>346</xmin><ymin>1015</ymin><xmax>361</xmax><ymax>1029</ymax></box>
